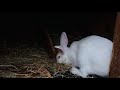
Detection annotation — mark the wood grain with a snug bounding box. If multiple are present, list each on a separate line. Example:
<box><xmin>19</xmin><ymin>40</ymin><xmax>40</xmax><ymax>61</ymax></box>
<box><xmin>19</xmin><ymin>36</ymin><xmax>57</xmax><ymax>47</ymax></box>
<box><xmin>109</xmin><ymin>12</ymin><xmax>120</xmax><ymax>77</ymax></box>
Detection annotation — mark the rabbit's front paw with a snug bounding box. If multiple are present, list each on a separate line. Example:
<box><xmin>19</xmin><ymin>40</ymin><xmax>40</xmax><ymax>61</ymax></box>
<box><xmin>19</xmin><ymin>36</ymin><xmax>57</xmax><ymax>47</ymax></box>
<box><xmin>70</xmin><ymin>67</ymin><xmax>89</xmax><ymax>78</ymax></box>
<box><xmin>70</xmin><ymin>67</ymin><xmax>80</xmax><ymax>76</ymax></box>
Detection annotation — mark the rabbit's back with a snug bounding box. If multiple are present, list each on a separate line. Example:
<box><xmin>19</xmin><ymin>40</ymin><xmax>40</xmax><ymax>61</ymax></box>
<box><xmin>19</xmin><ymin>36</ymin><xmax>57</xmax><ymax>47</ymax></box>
<box><xmin>76</xmin><ymin>35</ymin><xmax>113</xmax><ymax>76</ymax></box>
<box><xmin>78</xmin><ymin>35</ymin><xmax>112</xmax><ymax>47</ymax></box>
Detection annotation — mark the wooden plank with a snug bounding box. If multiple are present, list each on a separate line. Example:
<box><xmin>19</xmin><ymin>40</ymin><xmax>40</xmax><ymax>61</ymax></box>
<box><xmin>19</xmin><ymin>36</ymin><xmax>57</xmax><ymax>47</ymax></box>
<box><xmin>43</xmin><ymin>29</ymin><xmax>56</xmax><ymax>58</ymax></box>
<box><xmin>40</xmin><ymin>24</ymin><xmax>56</xmax><ymax>59</ymax></box>
<box><xmin>109</xmin><ymin>12</ymin><xmax>120</xmax><ymax>77</ymax></box>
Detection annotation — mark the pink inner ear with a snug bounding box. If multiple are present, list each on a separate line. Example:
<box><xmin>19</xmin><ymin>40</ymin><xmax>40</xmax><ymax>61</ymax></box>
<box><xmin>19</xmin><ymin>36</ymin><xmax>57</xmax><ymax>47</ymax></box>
<box><xmin>58</xmin><ymin>49</ymin><xmax>64</xmax><ymax>54</ymax></box>
<box><xmin>60</xmin><ymin>32</ymin><xmax>68</xmax><ymax>47</ymax></box>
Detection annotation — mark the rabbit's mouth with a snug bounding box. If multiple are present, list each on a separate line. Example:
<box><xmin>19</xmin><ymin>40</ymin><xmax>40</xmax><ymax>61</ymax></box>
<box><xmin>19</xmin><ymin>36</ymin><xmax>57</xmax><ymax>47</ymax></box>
<box><xmin>62</xmin><ymin>59</ymin><xmax>66</xmax><ymax>63</ymax></box>
<box><xmin>62</xmin><ymin>59</ymin><xmax>71</xmax><ymax>65</ymax></box>
<box><xmin>58</xmin><ymin>59</ymin><xmax>66</xmax><ymax>64</ymax></box>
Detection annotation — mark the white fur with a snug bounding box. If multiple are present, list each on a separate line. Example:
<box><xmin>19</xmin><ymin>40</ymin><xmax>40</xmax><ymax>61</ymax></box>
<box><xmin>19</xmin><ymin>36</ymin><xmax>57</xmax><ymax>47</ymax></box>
<box><xmin>54</xmin><ymin>32</ymin><xmax>113</xmax><ymax>78</ymax></box>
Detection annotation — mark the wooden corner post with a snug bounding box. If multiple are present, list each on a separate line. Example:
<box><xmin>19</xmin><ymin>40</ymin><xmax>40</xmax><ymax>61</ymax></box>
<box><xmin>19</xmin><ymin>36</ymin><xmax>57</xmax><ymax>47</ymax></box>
<box><xmin>109</xmin><ymin>12</ymin><xmax>120</xmax><ymax>78</ymax></box>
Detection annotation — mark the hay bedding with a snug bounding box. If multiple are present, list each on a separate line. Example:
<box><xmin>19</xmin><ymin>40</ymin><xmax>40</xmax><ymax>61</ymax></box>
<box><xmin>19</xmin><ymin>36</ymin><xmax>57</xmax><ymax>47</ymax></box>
<box><xmin>0</xmin><ymin>47</ymin><xmax>76</xmax><ymax>78</ymax></box>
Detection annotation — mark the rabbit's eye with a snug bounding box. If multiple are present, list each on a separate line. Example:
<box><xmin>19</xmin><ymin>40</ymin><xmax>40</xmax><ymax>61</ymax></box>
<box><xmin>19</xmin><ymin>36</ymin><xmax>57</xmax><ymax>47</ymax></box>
<box><xmin>58</xmin><ymin>56</ymin><xmax>60</xmax><ymax>59</ymax></box>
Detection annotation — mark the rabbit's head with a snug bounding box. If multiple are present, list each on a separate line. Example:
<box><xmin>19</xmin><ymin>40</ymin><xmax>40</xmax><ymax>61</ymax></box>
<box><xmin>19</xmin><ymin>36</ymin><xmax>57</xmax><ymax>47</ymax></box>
<box><xmin>54</xmin><ymin>32</ymin><xmax>71</xmax><ymax>65</ymax></box>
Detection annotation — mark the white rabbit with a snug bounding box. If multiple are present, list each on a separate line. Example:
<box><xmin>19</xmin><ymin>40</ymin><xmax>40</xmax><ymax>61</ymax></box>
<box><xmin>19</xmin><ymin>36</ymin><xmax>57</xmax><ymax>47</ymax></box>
<box><xmin>54</xmin><ymin>32</ymin><xmax>113</xmax><ymax>78</ymax></box>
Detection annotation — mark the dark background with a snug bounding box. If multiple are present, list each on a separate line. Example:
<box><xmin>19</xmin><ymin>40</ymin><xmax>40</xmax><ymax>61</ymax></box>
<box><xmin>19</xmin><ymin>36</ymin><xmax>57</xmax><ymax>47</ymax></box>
<box><xmin>0</xmin><ymin>12</ymin><xmax>117</xmax><ymax>47</ymax></box>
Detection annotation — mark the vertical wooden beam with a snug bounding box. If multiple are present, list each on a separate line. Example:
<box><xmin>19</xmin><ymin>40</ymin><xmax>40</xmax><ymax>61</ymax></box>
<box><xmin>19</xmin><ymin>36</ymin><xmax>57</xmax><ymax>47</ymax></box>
<box><xmin>109</xmin><ymin>12</ymin><xmax>120</xmax><ymax>78</ymax></box>
<box><xmin>40</xmin><ymin>24</ymin><xmax>55</xmax><ymax>59</ymax></box>
<box><xmin>43</xmin><ymin>29</ymin><xmax>56</xmax><ymax>59</ymax></box>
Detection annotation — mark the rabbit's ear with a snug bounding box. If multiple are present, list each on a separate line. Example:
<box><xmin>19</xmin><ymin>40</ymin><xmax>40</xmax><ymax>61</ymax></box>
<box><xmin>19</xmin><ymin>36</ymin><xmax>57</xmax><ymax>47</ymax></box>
<box><xmin>54</xmin><ymin>45</ymin><xmax>64</xmax><ymax>52</ymax></box>
<box><xmin>60</xmin><ymin>32</ymin><xmax>68</xmax><ymax>48</ymax></box>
